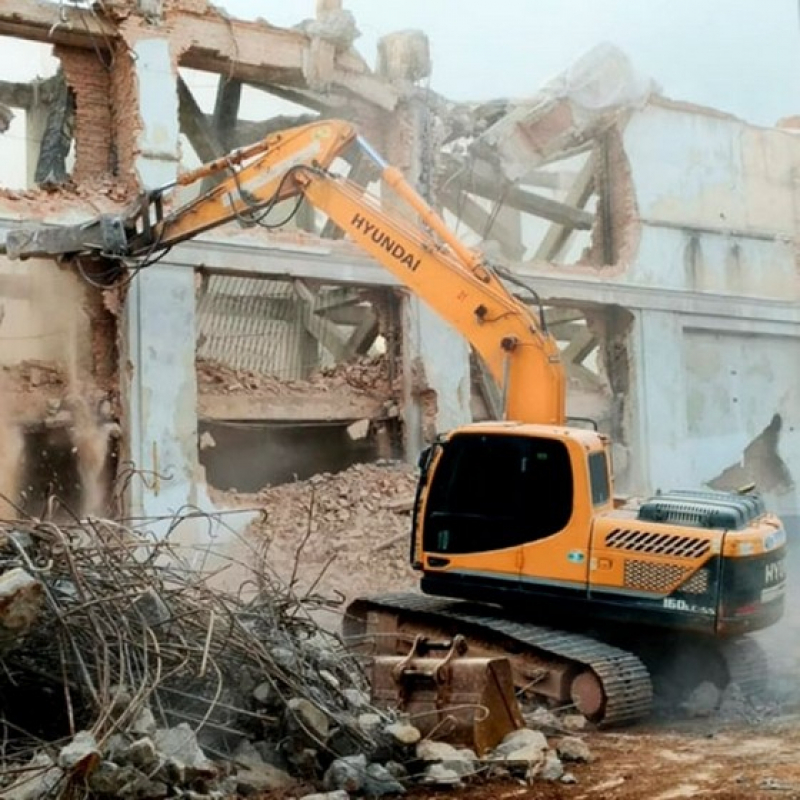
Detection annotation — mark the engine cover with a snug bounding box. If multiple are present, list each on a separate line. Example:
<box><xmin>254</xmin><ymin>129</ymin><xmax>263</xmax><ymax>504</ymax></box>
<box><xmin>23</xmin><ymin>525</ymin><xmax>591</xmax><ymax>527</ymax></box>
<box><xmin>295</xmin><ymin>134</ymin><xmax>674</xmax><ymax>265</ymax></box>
<box><xmin>636</xmin><ymin>489</ymin><xmax>766</xmax><ymax>531</ymax></box>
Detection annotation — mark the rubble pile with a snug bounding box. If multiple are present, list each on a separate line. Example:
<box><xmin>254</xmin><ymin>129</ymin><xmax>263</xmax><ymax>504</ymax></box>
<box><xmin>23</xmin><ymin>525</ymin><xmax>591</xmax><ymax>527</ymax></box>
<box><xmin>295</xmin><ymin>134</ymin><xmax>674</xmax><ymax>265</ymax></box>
<box><xmin>0</xmin><ymin>516</ymin><xmax>388</xmax><ymax>798</ymax></box>
<box><xmin>0</xmin><ymin>512</ymin><xmax>597</xmax><ymax>799</ymax></box>
<box><xmin>197</xmin><ymin>355</ymin><xmax>390</xmax><ymax>398</ymax></box>
<box><xmin>239</xmin><ymin>462</ymin><xmax>419</xmax><ymax>606</ymax></box>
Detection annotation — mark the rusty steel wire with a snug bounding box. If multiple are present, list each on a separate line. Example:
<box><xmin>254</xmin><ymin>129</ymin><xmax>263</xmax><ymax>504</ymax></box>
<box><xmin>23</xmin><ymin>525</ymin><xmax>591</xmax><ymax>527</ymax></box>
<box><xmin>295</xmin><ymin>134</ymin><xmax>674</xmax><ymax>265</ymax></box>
<box><xmin>0</xmin><ymin>504</ymin><xmax>376</xmax><ymax>796</ymax></box>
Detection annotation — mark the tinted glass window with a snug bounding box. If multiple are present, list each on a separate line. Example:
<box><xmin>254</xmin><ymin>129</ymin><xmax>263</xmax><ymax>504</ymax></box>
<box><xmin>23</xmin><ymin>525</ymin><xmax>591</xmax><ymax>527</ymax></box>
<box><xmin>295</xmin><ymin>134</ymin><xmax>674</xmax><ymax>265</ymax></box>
<box><xmin>588</xmin><ymin>451</ymin><xmax>610</xmax><ymax>506</ymax></box>
<box><xmin>423</xmin><ymin>433</ymin><xmax>573</xmax><ymax>554</ymax></box>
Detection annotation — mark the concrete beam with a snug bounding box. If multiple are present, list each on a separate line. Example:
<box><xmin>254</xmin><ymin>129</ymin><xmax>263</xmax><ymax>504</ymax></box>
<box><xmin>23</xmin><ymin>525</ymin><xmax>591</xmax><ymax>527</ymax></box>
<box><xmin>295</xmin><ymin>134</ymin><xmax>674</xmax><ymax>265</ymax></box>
<box><xmin>161</xmin><ymin>235</ymin><xmax>800</xmax><ymax>327</ymax></box>
<box><xmin>442</xmin><ymin>155</ymin><xmax>594</xmax><ymax>229</ymax></box>
<box><xmin>0</xmin><ymin>0</ymin><xmax>398</xmax><ymax>111</ymax></box>
<box><xmin>198</xmin><ymin>391</ymin><xmax>385</xmax><ymax>422</ymax></box>
<box><xmin>0</xmin><ymin>0</ymin><xmax>115</xmax><ymax>47</ymax></box>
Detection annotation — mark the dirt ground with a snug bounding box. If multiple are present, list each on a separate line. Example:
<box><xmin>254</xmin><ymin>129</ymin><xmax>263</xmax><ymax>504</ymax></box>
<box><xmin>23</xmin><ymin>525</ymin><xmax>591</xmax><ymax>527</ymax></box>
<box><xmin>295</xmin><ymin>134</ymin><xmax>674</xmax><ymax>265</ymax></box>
<box><xmin>402</xmin><ymin>716</ymin><xmax>800</xmax><ymax>800</ymax></box>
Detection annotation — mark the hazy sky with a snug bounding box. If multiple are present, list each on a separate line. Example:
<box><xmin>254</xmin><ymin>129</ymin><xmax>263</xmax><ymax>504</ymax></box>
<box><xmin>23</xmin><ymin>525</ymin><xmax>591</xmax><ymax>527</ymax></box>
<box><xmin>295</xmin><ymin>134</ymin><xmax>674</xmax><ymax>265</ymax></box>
<box><xmin>219</xmin><ymin>0</ymin><xmax>800</xmax><ymax>126</ymax></box>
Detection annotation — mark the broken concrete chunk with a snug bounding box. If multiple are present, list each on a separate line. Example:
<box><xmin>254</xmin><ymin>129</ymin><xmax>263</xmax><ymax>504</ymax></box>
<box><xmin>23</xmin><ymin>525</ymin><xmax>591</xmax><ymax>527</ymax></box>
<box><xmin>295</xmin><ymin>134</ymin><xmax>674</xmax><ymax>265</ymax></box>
<box><xmin>364</xmin><ymin>762</ymin><xmax>406</xmax><ymax>796</ymax></box>
<box><xmin>287</xmin><ymin>697</ymin><xmax>330</xmax><ymax>744</ymax></box>
<box><xmin>681</xmin><ymin>680</ymin><xmax>722</xmax><ymax>718</ymax></box>
<box><xmin>300</xmin><ymin>791</ymin><xmax>351</xmax><ymax>800</ymax></box>
<box><xmin>296</xmin><ymin>9</ymin><xmax>360</xmax><ymax>50</ymax></box>
<box><xmin>233</xmin><ymin>740</ymin><xmax>294</xmax><ymax>794</ymax></box>
<box><xmin>342</xmin><ymin>688</ymin><xmax>369</xmax><ymax>710</ymax></box>
<box><xmin>415</xmin><ymin>741</ymin><xmax>476</xmax><ymax>778</ymax></box>
<box><xmin>131</xmin><ymin>706</ymin><xmax>157</xmax><ymax>737</ymax></box>
<box><xmin>121</xmin><ymin>737</ymin><xmax>159</xmax><ymax>772</ymax></box>
<box><xmin>323</xmin><ymin>753</ymin><xmax>367</xmax><ymax>793</ymax></box>
<box><xmin>556</xmin><ymin>736</ymin><xmax>592</xmax><ymax>763</ymax></box>
<box><xmin>270</xmin><ymin>646</ymin><xmax>297</xmax><ymax>670</ymax></box>
<box><xmin>356</xmin><ymin>712</ymin><xmax>382</xmax><ymax>734</ymax></box>
<box><xmin>152</xmin><ymin>724</ymin><xmax>216</xmax><ymax>779</ymax></box>
<box><xmin>1</xmin><ymin>752</ymin><xmax>64</xmax><ymax>800</ymax></box>
<box><xmin>117</xmin><ymin>771</ymin><xmax>169</xmax><ymax>800</ymax></box>
<box><xmin>561</xmin><ymin>714</ymin><xmax>588</xmax><ymax>731</ymax></box>
<box><xmin>87</xmin><ymin>762</ymin><xmax>127</xmax><ymax>795</ymax></box>
<box><xmin>58</xmin><ymin>730</ymin><xmax>100</xmax><ymax>771</ymax></box>
<box><xmin>377</xmin><ymin>30</ymin><xmax>431</xmax><ymax>82</ymax></box>
<box><xmin>538</xmin><ymin>751</ymin><xmax>565</xmax><ymax>781</ymax></box>
<box><xmin>422</xmin><ymin>763</ymin><xmax>463</xmax><ymax>787</ymax></box>
<box><xmin>0</xmin><ymin>567</ymin><xmax>43</xmax><ymax>647</ymax></box>
<box><xmin>384</xmin><ymin>721</ymin><xmax>421</xmax><ymax>747</ymax></box>
<box><xmin>235</xmin><ymin>763</ymin><xmax>294</xmax><ymax>795</ymax></box>
<box><xmin>493</xmin><ymin>728</ymin><xmax>548</xmax><ymax>758</ymax></box>
<box><xmin>524</xmin><ymin>706</ymin><xmax>560</xmax><ymax>731</ymax></box>
<box><xmin>252</xmin><ymin>680</ymin><xmax>278</xmax><ymax>707</ymax></box>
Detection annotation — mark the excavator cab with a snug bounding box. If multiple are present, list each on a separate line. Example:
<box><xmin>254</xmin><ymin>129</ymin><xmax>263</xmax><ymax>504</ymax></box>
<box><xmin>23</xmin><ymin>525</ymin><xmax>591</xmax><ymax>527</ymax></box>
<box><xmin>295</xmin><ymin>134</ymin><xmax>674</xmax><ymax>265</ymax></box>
<box><xmin>413</xmin><ymin>423</ymin><xmax>786</xmax><ymax>641</ymax></box>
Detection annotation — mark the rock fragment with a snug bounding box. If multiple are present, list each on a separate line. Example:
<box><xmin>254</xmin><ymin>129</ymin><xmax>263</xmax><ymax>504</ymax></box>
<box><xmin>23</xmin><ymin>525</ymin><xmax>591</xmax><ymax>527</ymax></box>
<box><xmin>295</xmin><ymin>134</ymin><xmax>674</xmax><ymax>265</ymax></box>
<box><xmin>556</xmin><ymin>736</ymin><xmax>592</xmax><ymax>763</ymax></box>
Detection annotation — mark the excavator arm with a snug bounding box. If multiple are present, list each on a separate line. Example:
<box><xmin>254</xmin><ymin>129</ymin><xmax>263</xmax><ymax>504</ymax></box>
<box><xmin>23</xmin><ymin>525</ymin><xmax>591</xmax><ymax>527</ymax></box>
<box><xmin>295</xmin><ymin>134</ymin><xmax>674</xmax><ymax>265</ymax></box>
<box><xmin>3</xmin><ymin>119</ymin><xmax>565</xmax><ymax>424</ymax></box>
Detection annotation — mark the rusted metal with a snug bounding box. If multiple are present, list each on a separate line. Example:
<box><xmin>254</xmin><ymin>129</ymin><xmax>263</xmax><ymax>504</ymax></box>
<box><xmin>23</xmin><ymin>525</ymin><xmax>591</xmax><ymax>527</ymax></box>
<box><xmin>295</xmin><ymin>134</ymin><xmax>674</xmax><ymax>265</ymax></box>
<box><xmin>345</xmin><ymin>594</ymin><xmax>653</xmax><ymax>726</ymax></box>
<box><xmin>370</xmin><ymin>634</ymin><xmax>523</xmax><ymax>755</ymax></box>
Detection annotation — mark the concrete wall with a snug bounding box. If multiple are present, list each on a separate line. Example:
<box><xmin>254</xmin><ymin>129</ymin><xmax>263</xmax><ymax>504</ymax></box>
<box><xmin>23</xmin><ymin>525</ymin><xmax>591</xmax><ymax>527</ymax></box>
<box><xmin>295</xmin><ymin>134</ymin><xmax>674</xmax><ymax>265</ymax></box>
<box><xmin>617</xmin><ymin>100</ymin><xmax>800</xmax><ymax>526</ymax></box>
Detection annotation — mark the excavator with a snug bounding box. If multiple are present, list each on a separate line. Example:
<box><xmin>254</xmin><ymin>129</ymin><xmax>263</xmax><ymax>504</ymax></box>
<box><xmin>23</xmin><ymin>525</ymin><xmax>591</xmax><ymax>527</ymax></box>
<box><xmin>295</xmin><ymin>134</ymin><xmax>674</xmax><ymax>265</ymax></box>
<box><xmin>2</xmin><ymin>119</ymin><xmax>788</xmax><ymax>729</ymax></box>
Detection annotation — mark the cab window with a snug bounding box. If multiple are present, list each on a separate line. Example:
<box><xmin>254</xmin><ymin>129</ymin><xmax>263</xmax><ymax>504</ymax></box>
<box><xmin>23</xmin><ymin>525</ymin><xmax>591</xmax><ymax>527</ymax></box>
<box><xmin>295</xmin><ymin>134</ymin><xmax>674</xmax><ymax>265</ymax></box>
<box><xmin>588</xmin><ymin>451</ymin><xmax>610</xmax><ymax>506</ymax></box>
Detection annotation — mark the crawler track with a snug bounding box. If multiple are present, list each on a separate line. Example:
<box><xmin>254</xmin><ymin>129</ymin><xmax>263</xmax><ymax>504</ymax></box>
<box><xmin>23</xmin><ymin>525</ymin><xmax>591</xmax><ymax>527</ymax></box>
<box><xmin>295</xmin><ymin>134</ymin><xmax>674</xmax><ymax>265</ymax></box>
<box><xmin>345</xmin><ymin>593</ymin><xmax>654</xmax><ymax>727</ymax></box>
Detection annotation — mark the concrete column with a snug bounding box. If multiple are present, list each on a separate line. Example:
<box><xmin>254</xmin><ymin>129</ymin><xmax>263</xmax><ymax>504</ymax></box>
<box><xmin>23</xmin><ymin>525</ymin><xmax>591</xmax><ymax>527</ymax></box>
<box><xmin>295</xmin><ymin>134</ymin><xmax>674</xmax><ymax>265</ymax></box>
<box><xmin>401</xmin><ymin>296</ymin><xmax>471</xmax><ymax>459</ymax></box>
<box><xmin>120</xmin><ymin>39</ymin><xmax>208</xmax><ymax>523</ymax></box>
<box><xmin>629</xmin><ymin>309</ymin><xmax>688</xmax><ymax>495</ymax></box>
<box><xmin>385</xmin><ymin>96</ymin><xmax>471</xmax><ymax>459</ymax></box>
<box><xmin>24</xmin><ymin>103</ymin><xmax>48</xmax><ymax>189</ymax></box>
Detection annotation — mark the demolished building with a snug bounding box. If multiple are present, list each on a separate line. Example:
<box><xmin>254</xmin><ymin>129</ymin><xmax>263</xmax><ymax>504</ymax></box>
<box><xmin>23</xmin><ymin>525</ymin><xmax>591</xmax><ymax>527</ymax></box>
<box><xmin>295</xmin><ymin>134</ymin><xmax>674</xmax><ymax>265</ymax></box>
<box><xmin>0</xmin><ymin>0</ymin><xmax>798</xmax><ymax>537</ymax></box>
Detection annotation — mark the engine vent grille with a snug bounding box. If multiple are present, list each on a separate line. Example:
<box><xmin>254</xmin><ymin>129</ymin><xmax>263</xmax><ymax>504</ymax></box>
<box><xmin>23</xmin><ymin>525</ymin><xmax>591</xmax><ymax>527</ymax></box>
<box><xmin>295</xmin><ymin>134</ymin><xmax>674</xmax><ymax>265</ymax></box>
<box><xmin>624</xmin><ymin>560</ymin><xmax>691</xmax><ymax>593</ymax></box>
<box><xmin>606</xmin><ymin>528</ymin><xmax>711</xmax><ymax>559</ymax></box>
<box><xmin>681</xmin><ymin>568</ymin><xmax>709</xmax><ymax>594</ymax></box>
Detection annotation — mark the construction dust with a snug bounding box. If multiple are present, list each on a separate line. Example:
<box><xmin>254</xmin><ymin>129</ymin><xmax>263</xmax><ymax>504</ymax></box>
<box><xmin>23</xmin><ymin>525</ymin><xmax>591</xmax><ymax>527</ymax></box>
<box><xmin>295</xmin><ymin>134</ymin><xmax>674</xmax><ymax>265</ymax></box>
<box><xmin>0</xmin><ymin>263</ymin><xmax>116</xmax><ymax>517</ymax></box>
<box><xmin>0</xmin><ymin>375</ymin><xmax>23</xmax><ymax>520</ymax></box>
<box><xmin>218</xmin><ymin>461</ymin><xmax>419</xmax><ymax>626</ymax></box>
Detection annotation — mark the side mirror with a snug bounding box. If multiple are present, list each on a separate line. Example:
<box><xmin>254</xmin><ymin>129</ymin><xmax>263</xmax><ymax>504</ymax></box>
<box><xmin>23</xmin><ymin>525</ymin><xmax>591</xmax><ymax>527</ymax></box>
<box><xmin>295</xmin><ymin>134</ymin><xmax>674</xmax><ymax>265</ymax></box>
<box><xmin>417</xmin><ymin>446</ymin><xmax>432</xmax><ymax>471</ymax></box>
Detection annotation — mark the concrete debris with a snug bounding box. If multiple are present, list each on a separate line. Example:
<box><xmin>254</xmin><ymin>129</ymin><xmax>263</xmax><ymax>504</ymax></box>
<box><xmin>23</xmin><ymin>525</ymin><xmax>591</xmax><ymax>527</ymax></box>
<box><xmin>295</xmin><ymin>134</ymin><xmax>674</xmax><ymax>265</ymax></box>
<box><xmin>364</xmin><ymin>762</ymin><xmax>406</xmax><ymax>796</ymax></box>
<box><xmin>287</xmin><ymin>697</ymin><xmax>331</xmax><ymax>745</ymax></box>
<box><xmin>300</xmin><ymin>791</ymin><xmax>351</xmax><ymax>800</ymax></box>
<box><xmin>523</xmin><ymin>706</ymin><xmax>561</xmax><ymax>731</ymax></box>
<box><xmin>324</xmin><ymin>753</ymin><xmax>367</xmax><ymax>793</ymax></box>
<box><xmin>416</xmin><ymin>741</ymin><xmax>477</xmax><ymax>779</ymax></box>
<box><xmin>493</xmin><ymin>727</ymin><xmax>549</xmax><ymax>758</ymax></box>
<box><xmin>231</xmin><ymin>462</ymin><xmax>419</xmax><ymax>607</ymax></box>
<box><xmin>560</xmin><ymin>713</ymin><xmax>589</xmax><ymax>731</ymax></box>
<box><xmin>1</xmin><ymin>752</ymin><xmax>64</xmax><ymax>800</ymax></box>
<box><xmin>472</xmin><ymin>43</ymin><xmax>656</xmax><ymax>180</ymax></box>
<box><xmin>0</xmin><ymin>511</ymin><xmax>600</xmax><ymax>798</ymax></box>
<box><xmin>58</xmin><ymin>730</ymin><xmax>101</xmax><ymax>771</ymax></box>
<box><xmin>296</xmin><ymin>9</ymin><xmax>360</xmax><ymax>51</ymax></box>
<box><xmin>384</xmin><ymin>721</ymin><xmax>421</xmax><ymax>746</ymax></box>
<box><xmin>0</xmin><ymin>567</ymin><xmax>43</xmax><ymax>653</ymax></box>
<box><xmin>377</xmin><ymin>30</ymin><xmax>431</xmax><ymax>83</ymax></box>
<box><xmin>681</xmin><ymin>680</ymin><xmax>723</xmax><ymax>718</ymax></box>
<box><xmin>556</xmin><ymin>736</ymin><xmax>593</xmax><ymax>763</ymax></box>
<box><xmin>422</xmin><ymin>763</ymin><xmax>464</xmax><ymax>787</ymax></box>
<box><xmin>197</xmin><ymin>355</ymin><xmax>390</xmax><ymax>399</ymax></box>
<box><xmin>539</xmin><ymin>752</ymin><xmax>565</xmax><ymax>781</ymax></box>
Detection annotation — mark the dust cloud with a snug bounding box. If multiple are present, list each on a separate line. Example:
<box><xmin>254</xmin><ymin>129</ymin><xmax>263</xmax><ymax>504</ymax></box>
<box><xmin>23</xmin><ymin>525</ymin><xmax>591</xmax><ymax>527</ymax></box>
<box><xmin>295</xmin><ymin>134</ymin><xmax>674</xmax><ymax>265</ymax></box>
<box><xmin>0</xmin><ymin>373</ymin><xmax>23</xmax><ymax>520</ymax></box>
<box><xmin>0</xmin><ymin>262</ymin><xmax>117</xmax><ymax>518</ymax></box>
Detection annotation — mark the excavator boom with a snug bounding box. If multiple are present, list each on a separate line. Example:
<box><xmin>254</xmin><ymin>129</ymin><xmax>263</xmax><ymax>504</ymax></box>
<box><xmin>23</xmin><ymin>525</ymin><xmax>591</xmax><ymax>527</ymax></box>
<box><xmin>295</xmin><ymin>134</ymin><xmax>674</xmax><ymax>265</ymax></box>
<box><xmin>4</xmin><ymin>119</ymin><xmax>566</xmax><ymax>425</ymax></box>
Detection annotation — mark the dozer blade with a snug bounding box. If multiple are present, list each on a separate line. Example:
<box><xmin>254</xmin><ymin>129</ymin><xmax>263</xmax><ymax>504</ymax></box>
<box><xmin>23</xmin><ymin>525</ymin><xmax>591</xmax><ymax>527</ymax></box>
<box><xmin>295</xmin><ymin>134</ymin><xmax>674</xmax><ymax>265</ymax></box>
<box><xmin>370</xmin><ymin>635</ymin><xmax>523</xmax><ymax>755</ymax></box>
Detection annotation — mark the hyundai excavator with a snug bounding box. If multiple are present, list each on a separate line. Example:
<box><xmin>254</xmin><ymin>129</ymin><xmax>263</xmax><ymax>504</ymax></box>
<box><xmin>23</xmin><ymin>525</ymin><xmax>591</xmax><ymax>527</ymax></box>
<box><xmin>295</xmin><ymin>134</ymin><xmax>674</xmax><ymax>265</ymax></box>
<box><xmin>3</xmin><ymin>119</ymin><xmax>787</xmax><ymax>727</ymax></box>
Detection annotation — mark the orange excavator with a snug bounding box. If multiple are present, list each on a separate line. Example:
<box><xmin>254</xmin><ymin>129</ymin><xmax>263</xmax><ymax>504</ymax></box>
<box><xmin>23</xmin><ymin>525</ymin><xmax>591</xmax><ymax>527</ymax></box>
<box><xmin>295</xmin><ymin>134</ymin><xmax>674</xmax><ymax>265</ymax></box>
<box><xmin>4</xmin><ymin>119</ymin><xmax>787</xmax><ymax>726</ymax></box>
